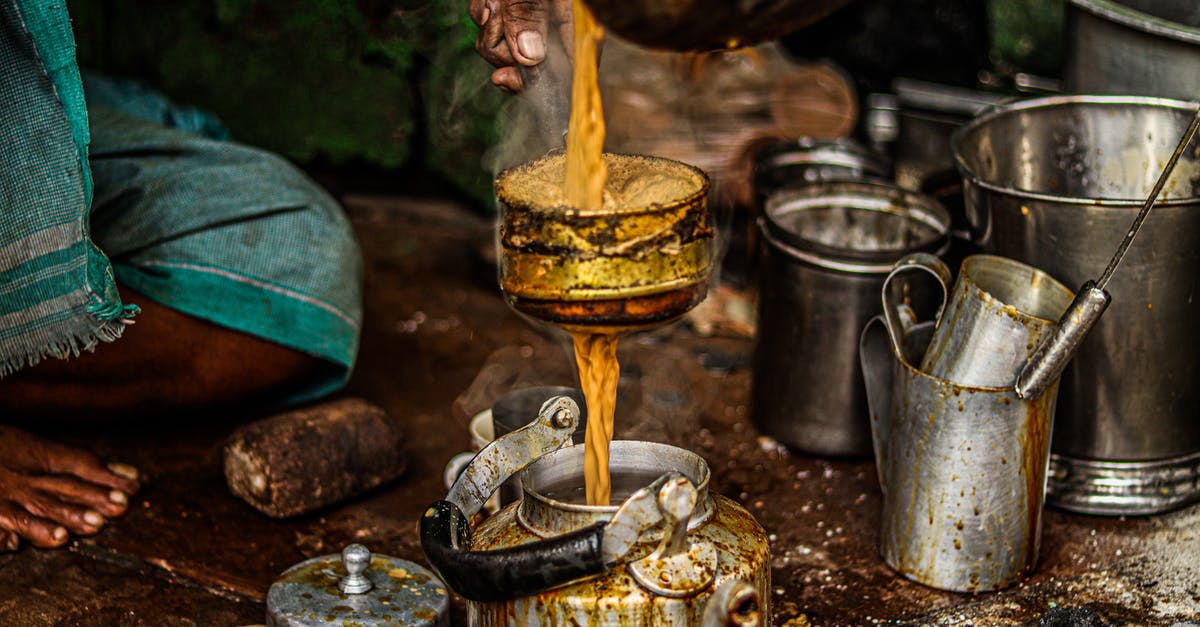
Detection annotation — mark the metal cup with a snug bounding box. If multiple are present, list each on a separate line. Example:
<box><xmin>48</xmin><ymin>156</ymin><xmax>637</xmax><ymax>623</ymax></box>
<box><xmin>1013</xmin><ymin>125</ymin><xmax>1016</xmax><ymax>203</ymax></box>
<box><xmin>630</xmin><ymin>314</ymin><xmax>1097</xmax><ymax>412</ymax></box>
<box><xmin>860</xmin><ymin>254</ymin><xmax>1062</xmax><ymax>592</ymax></box>
<box><xmin>919</xmin><ymin>255</ymin><xmax>1074</xmax><ymax>388</ymax></box>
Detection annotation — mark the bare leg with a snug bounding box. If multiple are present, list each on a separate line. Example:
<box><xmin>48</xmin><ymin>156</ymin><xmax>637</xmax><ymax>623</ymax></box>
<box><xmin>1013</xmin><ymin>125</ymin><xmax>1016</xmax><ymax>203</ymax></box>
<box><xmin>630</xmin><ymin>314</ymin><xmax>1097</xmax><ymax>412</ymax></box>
<box><xmin>0</xmin><ymin>286</ymin><xmax>324</xmax><ymax>549</ymax></box>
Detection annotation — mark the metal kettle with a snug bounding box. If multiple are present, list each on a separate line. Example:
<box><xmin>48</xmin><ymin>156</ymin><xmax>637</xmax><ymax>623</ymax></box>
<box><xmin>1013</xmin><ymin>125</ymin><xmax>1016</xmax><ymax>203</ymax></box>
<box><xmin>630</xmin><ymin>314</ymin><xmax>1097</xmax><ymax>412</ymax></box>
<box><xmin>420</xmin><ymin>396</ymin><xmax>770</xmax><ymax>625</ymax></box>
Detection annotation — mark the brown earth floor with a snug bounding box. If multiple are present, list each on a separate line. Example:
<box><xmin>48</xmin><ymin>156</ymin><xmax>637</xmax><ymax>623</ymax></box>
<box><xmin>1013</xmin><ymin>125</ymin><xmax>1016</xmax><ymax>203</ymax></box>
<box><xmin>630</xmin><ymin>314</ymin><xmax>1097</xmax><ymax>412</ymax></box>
<box><xmin>1</xmin><ymin>195</ymin><xmax>1197</xmax><ymax>626</ymax></box>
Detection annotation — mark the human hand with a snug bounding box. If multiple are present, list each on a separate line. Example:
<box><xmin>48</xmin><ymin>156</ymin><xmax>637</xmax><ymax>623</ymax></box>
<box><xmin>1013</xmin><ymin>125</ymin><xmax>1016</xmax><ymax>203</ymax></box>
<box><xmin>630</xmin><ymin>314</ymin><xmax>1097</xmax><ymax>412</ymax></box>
<box><xmin>471</xmin><ymin>0</ymin><xmax>574</xmax><ymax>93</ymax></box>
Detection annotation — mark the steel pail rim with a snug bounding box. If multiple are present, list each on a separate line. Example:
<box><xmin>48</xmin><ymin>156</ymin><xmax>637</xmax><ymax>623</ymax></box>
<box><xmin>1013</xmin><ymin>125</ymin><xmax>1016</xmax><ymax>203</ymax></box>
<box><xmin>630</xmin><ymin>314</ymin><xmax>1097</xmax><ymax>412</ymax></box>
<box><xmin>1070</xmin><ymin>0</ymin><xmax>1200</xmax><ymax>45</ymax></box>
<box><xmin>956</xmin><ymin>254</ymin><xmax>1076</xmax><ymax>326</ymax></box>
<box><xmin>761</xmin><ymin>181</ymin><xmax>952</xmax><ymax>271</ymax></box>
<box><xmin>754</xmin><ymin>136</ymin><xmax>890</xmax><ymax>174</ymax></box>
<box><xmin>952</xmin><ymin>94</ymin><xmax>1200</xmax><ymax>207</ymax></box>
<box><xmin>759</xmin><ymin>221</ymin><xmax>950</xmax><ymax>274</ymax></box>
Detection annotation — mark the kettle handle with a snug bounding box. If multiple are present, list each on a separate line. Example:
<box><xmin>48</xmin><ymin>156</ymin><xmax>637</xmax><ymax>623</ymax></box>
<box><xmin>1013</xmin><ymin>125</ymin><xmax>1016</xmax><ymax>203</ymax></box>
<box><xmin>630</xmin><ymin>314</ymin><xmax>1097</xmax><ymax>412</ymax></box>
<box><xmin>701</xmin><ymin>579</ymin><xmax>762</xmax><ymax>627</ymax></box>
<box><xmin>445</xmin><ymin>396</ymin><xmax>580</xmax><ymax>517</ymax></box>
<box><xmin>860</xmin><ymin>317</ymin><xmax>895</xmax><ymax>493</ymax></box>
<box><xmin>423</xmin><ymin>469</ymin><xmax>701</xmax><ymax>602</ymax></box>
<box><xmin>421</xmin><ymin>499</ymin><xmax>609</xmax><ymax>602</ymax></box>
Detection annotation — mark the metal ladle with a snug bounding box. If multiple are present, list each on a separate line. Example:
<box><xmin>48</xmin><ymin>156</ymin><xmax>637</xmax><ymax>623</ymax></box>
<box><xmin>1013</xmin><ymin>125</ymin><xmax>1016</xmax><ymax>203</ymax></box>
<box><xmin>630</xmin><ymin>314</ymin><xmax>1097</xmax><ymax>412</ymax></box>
<box><xmin>1016</xmin><ymin>101</ymin><xmax>1200</xmax><ymax>400</ymax></box>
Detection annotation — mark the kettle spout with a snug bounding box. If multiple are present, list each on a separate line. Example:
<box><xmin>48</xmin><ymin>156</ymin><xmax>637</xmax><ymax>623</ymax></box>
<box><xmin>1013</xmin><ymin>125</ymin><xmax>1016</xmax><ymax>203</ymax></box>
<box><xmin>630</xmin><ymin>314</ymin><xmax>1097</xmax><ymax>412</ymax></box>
<box><xmin>701</xmin><ymin>579</ymin><xmax>761</xmax><ymax>627</ymax></box>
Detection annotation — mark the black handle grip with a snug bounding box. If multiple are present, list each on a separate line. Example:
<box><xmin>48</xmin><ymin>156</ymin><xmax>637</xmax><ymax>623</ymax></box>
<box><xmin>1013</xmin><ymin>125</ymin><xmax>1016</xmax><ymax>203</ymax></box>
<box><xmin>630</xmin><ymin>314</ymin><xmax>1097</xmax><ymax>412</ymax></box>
<box><xmin>420</xmin><ymin>500</ymin><xmax>608</xmax><ymax>602</ymax></box>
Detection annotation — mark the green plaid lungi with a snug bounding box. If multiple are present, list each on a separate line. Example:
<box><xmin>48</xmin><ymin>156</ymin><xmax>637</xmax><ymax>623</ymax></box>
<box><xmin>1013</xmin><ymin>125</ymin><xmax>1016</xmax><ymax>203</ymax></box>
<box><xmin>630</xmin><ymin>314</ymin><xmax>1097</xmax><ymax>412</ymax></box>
<box><xmin>1</xmin><ymin>0</ymin><xmax>362</xmax><ymax>402</ymax></box>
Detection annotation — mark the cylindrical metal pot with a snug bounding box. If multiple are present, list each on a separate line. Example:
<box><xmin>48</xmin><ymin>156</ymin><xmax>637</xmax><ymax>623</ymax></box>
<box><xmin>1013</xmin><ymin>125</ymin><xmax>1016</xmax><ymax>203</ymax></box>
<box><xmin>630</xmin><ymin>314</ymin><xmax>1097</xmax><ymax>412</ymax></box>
<box><xmin>752</xmin><ymin>182</ymin><xmax>951</xmax><ymax>456</ymax></box>
<box><xmin>496</xmin><ymin>153</ymin><xmax>713</xmax><ymax>331</ymax></box>
<box><xmin>470</xmin><ymin>441</ymin><xmax>770</xmax><ymax>626</ymax></box>
<box><xmin>1065</xmin><ymin>0</ymin><xmax>1200</xmax><ymax>100</ymax></box>
<box><xmin>953</xmin><ymin>95</ymin><xmax>1200</xmax><ymax>515</ymax></box>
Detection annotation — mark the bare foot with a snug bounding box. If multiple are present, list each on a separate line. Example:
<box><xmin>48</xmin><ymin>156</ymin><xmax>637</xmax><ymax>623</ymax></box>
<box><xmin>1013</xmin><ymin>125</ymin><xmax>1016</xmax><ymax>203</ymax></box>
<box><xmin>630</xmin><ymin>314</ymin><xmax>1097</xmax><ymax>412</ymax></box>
<box><xmin>0</xmin><ymin>426</ymin><xmax>139</xmax><ymax>550</ymax></box>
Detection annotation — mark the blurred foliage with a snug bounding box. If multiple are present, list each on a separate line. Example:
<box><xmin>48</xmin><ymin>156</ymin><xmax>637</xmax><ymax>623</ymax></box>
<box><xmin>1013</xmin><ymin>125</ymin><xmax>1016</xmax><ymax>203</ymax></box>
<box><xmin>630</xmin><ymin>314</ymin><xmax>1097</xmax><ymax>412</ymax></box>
<box><xmin>69</xmin><ymin>0</ymin><xmax>506</xmax><ymax>205</ymax></box>
<box><xmin>988</xmin><ymin>0</ymin><xmax>1064</xmax><ymax>77</ymax></box>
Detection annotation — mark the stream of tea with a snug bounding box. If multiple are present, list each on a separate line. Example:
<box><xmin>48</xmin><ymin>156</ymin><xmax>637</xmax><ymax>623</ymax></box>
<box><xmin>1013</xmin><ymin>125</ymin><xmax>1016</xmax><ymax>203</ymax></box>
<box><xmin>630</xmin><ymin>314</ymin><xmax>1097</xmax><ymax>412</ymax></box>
<box><xmin>563</xmin><ymin>0</ymin><xmax>618</xmax><ymax>506</ymax></box>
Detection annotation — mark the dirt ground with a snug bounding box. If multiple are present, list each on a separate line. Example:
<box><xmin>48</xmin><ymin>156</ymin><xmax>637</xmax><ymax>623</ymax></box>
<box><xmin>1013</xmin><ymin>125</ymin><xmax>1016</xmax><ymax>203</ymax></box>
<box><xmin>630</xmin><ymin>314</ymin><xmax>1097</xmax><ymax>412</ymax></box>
<box><xmin>2</xmin><ymin>195</ymin><xmax>1196</xmax><ymax>626</ymax></box>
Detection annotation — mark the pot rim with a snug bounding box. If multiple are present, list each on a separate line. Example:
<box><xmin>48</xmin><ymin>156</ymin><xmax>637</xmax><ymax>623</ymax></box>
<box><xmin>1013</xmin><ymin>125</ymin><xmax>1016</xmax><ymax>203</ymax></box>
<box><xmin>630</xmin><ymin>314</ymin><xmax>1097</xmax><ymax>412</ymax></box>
<box><xmin>952</xmin><ymin>94</ymin><xmax>1200</xmax><ymax>207</ymax></box>
<box><xmin>761</xmin><ymin>180</ymin><xmax>951</xmax><ymax>272</ymax></box>
<box><xmin>1070</xmin><ymin>0</ymin><xmax>1200</xmax><ymax>45</ymax></box>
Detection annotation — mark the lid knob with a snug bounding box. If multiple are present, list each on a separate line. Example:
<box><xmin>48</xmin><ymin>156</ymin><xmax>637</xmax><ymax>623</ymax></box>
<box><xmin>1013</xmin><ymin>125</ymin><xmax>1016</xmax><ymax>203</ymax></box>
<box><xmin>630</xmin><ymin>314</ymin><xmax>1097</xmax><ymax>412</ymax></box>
<box><xmin>338</xmin><ymin>544</ymin><xmax>373</xmax><ymax>594</ymax></box>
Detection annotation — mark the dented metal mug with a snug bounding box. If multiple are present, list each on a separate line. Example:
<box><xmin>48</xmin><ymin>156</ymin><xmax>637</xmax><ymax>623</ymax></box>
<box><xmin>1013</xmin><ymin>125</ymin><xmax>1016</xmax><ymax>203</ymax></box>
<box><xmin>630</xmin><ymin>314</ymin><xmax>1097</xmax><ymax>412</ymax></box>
<box><xmin>920</xmin><ymin>255</ymin><xmax>1074</xmax><ymax>388</ymax></box>
<box><xmin>860</xmin><ymin>253</ymin><xmax>1062</xmax><ymax>592</ymax></box>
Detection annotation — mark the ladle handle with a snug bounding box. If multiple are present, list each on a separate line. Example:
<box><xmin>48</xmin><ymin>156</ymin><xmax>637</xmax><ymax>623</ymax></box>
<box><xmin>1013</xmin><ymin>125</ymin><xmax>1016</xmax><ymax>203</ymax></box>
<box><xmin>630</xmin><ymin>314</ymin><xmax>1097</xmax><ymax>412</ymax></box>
<box><xmin>1096</xmin><ymin>103</ymin><xmax>1200</xmax><ymax>291</ymax></box>
<box><xmin>1015</xmin><ymin>281</ymin><xmax>1111</xmax><ymax>400</ymax></box>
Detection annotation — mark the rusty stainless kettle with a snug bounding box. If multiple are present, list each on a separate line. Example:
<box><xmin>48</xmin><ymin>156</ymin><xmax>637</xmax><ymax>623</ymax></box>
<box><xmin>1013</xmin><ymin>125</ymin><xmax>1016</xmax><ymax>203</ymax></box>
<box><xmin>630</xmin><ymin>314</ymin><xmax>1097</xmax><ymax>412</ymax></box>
<box><xmin>421</xmin><ymin>396</ymin><xmax>770</xmax><ymax>626</ymax></box>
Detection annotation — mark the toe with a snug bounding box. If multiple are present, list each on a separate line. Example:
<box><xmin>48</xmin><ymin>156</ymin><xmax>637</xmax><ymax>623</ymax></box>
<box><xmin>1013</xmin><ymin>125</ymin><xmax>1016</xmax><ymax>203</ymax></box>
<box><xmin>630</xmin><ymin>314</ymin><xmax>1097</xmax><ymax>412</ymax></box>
<box><xmin>1</xmin><ymin>427</ymin><xmax>139</xmax><ymax>494</ymax></box>
<box><xmin>47</xmin><ymin>447</ymin><xmax>140</xmax><ymax>495</ymax></box>
<box><xmin>29</xmin><ymin>475</ymin><xmax>129</xmax><ymax>518</ymax></box>
<box><xmin>20</xmin><ymin>491</ymin><xmax>105</xmax><ymax>536</ymax></box>
<box><xmin>0</xmin><ymin>502</ymin><xmax>69</xmax><ymax>548</ymax></box>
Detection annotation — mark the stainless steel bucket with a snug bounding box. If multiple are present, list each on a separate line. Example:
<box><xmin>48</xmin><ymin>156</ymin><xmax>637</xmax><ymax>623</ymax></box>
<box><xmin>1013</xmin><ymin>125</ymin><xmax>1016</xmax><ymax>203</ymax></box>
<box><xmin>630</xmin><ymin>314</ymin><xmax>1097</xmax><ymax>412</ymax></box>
<box><xmin>1066</xmin><ymin>0</ymin><xmax>1200</xmax><ymax>100</ymax></box>
<box><xmin>859</xmin><ymin>256</ymin><xmax>1060</xmax><ymax>592</ymax></box>
<box><xmin>952</xmin><ymin>95</ymin><xmax>1200</xmax><ymax>515</ymax></box>
<box><xmin>752</xmin><ymin>181</ymin><xmax>950</xmax><ymax>456</ymax></box>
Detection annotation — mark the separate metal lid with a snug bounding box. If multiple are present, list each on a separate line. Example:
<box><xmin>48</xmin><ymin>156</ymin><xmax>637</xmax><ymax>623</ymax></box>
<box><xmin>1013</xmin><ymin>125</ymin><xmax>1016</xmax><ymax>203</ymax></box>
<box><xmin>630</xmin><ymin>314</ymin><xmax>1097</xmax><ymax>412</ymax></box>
<box><xmin>761</xmin><ymin>180</ymin><xmax>951</xmax><ymax>273</ymax></box>
<box><xmin>267</xmin><ymin>544</ymin><xmax>448</xmax><ymax>627</ymax></box>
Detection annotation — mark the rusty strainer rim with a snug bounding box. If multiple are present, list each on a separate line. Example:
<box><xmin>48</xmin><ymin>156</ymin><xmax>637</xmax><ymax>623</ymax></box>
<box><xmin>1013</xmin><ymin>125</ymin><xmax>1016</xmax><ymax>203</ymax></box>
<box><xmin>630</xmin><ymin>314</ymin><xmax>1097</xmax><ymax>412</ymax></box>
<box><xmin>496</xmin><ymin>152</ymin><xmax>710</xmax><ymax>217</ymax></box>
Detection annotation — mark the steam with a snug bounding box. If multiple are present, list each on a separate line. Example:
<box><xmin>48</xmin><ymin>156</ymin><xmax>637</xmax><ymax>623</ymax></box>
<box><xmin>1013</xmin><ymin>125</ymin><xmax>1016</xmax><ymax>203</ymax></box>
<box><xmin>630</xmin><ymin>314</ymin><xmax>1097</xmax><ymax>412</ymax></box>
<box><xmin>484</xmin><ymin>40</ymin><xmax>573</xmax><ymax>177</ymax></box>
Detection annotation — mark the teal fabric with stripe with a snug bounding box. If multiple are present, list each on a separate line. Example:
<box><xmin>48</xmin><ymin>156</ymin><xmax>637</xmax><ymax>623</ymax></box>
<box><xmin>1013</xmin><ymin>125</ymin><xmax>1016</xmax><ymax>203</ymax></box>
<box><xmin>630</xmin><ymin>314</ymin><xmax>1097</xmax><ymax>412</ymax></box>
<box><xmin>1</xmin><ymin>0</ymin><xmax>362</xmax><ymax>401</ymax></box>
<box><xmin>1</xmin><ymin>0</ymin><xmax>131</xmax><ymax>374</ymax></box>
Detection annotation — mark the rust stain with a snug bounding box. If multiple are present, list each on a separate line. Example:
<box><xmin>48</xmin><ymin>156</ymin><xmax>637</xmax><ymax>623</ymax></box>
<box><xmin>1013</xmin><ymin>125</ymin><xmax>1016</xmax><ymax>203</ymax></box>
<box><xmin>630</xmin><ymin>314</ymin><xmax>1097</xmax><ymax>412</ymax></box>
<box><xmin>1017</xmin><ymin>386</ymin><xmax>1054</xmax><ymax>573</ymax></box>
<box><xmin>505</xmin><ymin>282</ymin><xmax>708</xmax><ymax>329</ymax></box>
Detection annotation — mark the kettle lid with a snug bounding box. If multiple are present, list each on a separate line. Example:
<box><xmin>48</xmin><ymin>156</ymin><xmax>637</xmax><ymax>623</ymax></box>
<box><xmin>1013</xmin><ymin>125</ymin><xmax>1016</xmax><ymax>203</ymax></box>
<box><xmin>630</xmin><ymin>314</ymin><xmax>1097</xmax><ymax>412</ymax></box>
<box><xmin>266</xmin><ymin>544</ymin><xmax>448</xmax><ymax>627</ymax></box>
